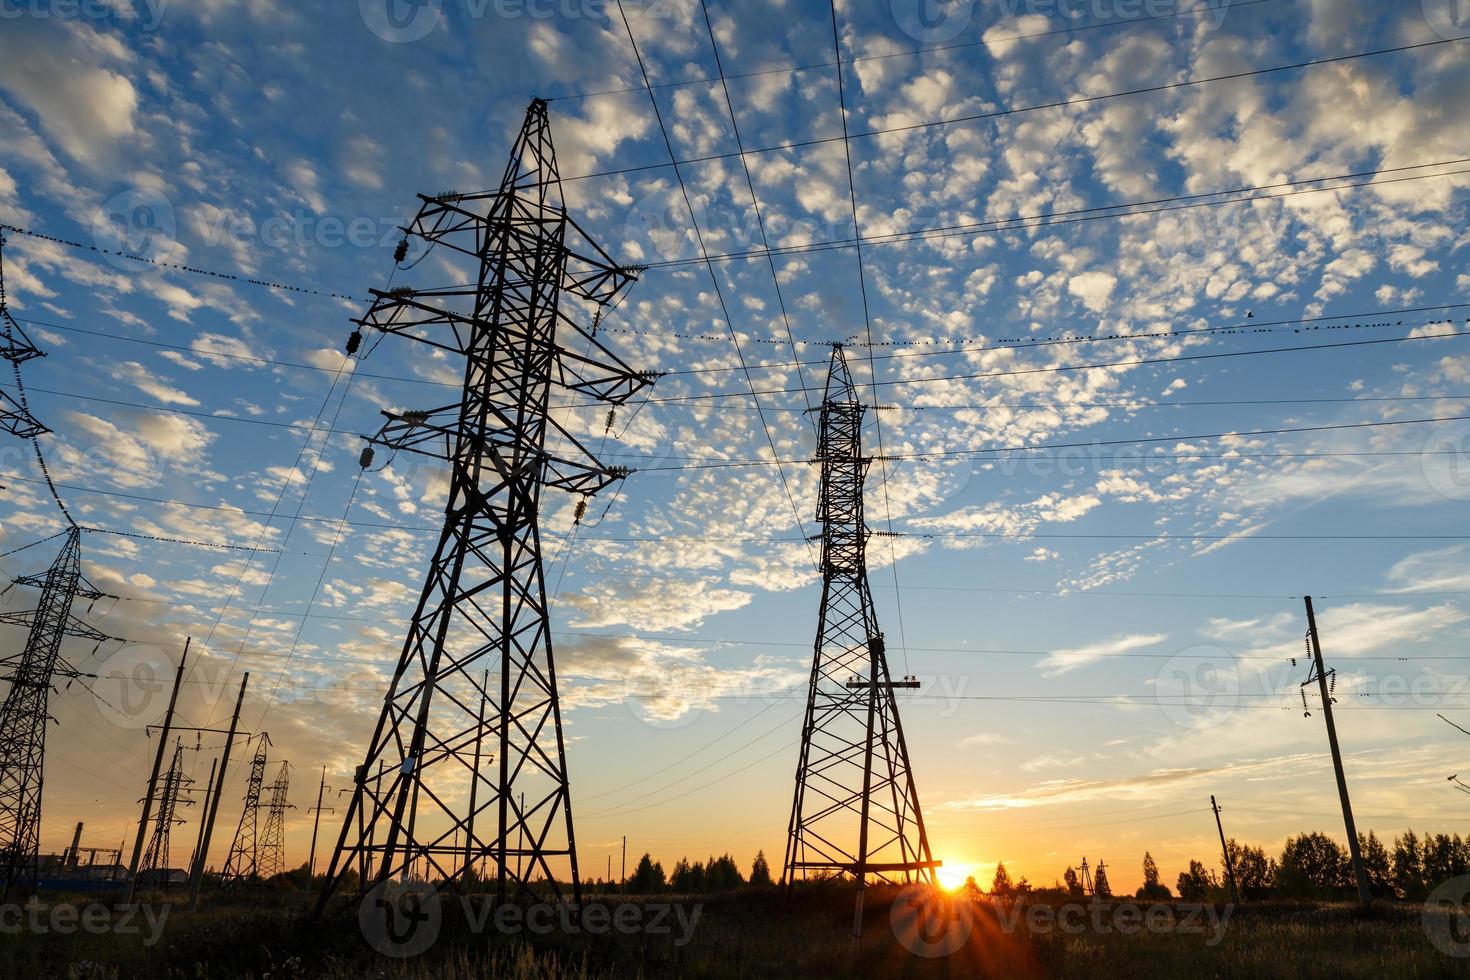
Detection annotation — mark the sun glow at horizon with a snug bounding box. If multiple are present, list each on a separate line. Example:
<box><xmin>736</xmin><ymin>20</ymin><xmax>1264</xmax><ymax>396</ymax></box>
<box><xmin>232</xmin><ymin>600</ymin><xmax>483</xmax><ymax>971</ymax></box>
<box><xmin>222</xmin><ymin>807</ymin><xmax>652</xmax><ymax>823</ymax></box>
<box><xmin>936</xmin><ymin>863</ymin><xmax>975</xmax><ymax>891</ymax></box>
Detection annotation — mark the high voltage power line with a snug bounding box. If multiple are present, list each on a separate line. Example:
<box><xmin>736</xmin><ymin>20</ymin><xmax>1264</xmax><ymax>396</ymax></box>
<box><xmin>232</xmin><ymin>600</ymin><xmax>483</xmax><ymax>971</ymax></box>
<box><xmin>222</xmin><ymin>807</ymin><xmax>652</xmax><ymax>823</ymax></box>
<box><xmin>545</xmin><ymin>0</ymin><xmax>1284</xmax><ymax>103</ymax></box>
<box><xmin>559</xmin><ymin>37</ymin><xmax>1468</xmax><ymax>181</ymax></box>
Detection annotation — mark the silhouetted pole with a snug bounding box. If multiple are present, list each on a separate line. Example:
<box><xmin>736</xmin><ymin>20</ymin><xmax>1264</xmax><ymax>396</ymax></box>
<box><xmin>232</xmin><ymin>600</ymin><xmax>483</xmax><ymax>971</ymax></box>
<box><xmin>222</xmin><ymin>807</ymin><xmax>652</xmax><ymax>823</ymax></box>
<box><xmin>189</xmin><ymin>757</ymin><xmax>217</xmax><ymax>873</ymax></box>
<box><xmin>1304</xmin><ymin>597</ymin><xmax>1372</xmax><ymax>906</ymax></box>
<box><xmin>621</xmin><ymin>836</ymin><xmax>626</xmax><ymax>887</ymax></box>
<box><xmin>123</xmin><ymin>639</ymin><xmax>188</xmax><ymax>905</ymax></box>
<box><xmin>188</xmin><ymin>672</ymin><xmax>248</xmax><ymax>910</ymax></box>
<box><xmin>1211</xmin><ymin>795</ymin><xmax>1240</xmax><ymax>903</ymax></box>
<box><xmin>306</xmin><ymin>766</ymin><xmax>332</xmax><ymax>899</ymax></box>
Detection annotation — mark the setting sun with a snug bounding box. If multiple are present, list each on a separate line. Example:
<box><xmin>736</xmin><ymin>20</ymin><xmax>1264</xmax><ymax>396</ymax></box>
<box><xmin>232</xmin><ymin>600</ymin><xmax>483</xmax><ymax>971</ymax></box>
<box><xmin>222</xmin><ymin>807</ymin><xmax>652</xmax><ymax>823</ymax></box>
<box><xmin>936</xmin><ymin>863</ymin><xmax>974</xmax><ymax>892</ymax></box>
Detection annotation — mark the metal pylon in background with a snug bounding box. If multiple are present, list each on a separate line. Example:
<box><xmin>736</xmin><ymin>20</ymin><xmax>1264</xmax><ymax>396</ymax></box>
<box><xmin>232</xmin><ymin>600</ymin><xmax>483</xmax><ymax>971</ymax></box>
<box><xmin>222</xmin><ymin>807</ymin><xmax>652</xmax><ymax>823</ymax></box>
<box><xmin>0</xmin><ymin>232</ymin><xmax>48</xmax><ymax>439</ymax></box>
<box><xmin>783</xmin><ymin>346</ymin><xmax>937</xmax><ymax>920</ymax></box>
<box><xmin>141</xmin><ymin>739</ymin><xmax>195</xmax><ymax>878</ymax></box>
<box><xmin>258</xmin><ymin>761</ymin><xmax>292</xmax><ymax>880</ymax></box>
<box><xmin>317</xmin><ymin>98</ymin><xmax>656</xmax><ymax>912</ymax></box>
<box><xmin>0</xmin><ymin>527</ymin><xmax>114</xmax><ymax>894</ymax></box>
<box><xmin>221</xmin><ymin>734</ymin><xmax>270</xmax><ymax>882</ymax></box>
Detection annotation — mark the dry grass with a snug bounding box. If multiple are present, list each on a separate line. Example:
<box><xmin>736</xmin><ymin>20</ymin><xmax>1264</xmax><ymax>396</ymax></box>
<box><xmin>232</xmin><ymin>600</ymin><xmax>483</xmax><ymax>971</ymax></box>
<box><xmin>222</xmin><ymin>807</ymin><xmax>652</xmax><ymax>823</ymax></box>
<box><xmin>4</xmin><ymin>885</ymin><xmax>1469</xmax><ymax>979</ymax></box>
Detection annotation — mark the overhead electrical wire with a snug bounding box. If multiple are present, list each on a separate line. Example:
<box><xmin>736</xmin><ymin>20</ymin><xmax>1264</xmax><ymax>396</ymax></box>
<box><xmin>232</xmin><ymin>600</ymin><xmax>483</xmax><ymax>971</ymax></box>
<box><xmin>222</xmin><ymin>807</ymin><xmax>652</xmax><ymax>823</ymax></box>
<box><xmin>545</xmin><ymin>0</ymin><xmax>1283</xmax><ymax>103</ymax></box>
<box><xmin>697</xmin><ymin>0</ymin><xmax>813</xmax><ymax>414</ymax></box>
<box><xmin>615</xmin><ymin>0</ymin><xmax>819</xmax><ymax>569</ymax></box>
<box><xmin>829</xmin><ymin>0</ymin><xmax>912</xmax><ymax>671</ymax></box>
<box><xmin>559</xmin><ymin>37</ymin><xmax>1469</xmax><ymax>182</ymax></box>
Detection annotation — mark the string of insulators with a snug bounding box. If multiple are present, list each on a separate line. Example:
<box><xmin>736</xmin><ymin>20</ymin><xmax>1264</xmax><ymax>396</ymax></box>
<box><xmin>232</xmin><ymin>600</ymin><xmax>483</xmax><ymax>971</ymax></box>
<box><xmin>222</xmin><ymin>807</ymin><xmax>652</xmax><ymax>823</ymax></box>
<box><xmin>359</xmin><ymin>447</ymin><xmax>375</xmax><ymax>470</ymax></box>
<box><xmin>591</xmin><ymin>306</ymin><xmax>603</xmax><ymax>337</ymax></box>
<box><xmin>573</xmin><ymin>499</ymin><xmax>587</xmax><ymax>525</ymax></box>
<box><xmin>1301</xmin><ymin>686</ymin><xmax>1311</xmax><ymax>717</ymax></box>
<box><xmin>394</xmin><ymin>238</ymin><xmax>409</xmax><ymax>265</ymax></box>
<box><xmin>605</xmin><ymin>409</ymin><xmax>616</xmax><ymax>434</ymax></box>
<box><xmin>345</xmin><ymin>329</ymin><xmax>362</xmax><ymax>356</ymax></box>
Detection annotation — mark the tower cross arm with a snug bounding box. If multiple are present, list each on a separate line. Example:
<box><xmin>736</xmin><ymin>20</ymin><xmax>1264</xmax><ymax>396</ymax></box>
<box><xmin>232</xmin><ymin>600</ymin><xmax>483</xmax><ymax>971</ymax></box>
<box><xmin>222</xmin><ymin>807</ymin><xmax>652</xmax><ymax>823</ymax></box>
<box><xmin>0</xmin><ymin>388</ymin><xmax>47</xmax><ymax>439</ymax></box>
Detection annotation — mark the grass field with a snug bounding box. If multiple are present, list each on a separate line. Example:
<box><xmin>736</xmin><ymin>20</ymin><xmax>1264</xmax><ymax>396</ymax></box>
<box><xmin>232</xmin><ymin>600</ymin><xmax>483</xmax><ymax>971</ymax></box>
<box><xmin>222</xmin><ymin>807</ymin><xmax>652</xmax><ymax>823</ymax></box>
<box><xmin>5</xmin><ymin>884</ymin><xmax>1470</xmax><ymax>979</ymax></box>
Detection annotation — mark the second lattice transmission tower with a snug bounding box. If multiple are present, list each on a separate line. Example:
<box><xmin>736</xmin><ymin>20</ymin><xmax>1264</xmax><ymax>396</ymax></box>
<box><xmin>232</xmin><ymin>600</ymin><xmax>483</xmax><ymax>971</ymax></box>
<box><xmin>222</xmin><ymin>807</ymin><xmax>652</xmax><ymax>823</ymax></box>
<box><xmin>783</xmin><ymin>346</ymin><xmax>937</xmax><ymax>905</ymax></box>
<box><xmin>221</xmin><ymin>736</ymin><xmax>270</xmax><ymax>882</ymax></box>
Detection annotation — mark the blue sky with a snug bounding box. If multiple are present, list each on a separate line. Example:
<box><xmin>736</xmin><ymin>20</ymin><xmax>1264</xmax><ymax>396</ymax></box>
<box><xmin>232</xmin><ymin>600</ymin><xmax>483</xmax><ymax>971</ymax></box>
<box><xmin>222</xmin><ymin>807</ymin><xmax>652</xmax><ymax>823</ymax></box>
<box><xmin>1</xmin><ymin>0</ymin><xmax>1470</xmax><ymax>890</ymax></box>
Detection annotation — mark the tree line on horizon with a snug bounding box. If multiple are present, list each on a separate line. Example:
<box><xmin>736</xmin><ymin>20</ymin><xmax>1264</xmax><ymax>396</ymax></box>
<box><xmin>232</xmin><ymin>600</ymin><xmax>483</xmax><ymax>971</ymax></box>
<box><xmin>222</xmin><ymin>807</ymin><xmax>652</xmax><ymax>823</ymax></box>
<box><xmin>984</xmin><ymin>829</ymin><xmax>1470</xmax><ymax>902</ymax></box>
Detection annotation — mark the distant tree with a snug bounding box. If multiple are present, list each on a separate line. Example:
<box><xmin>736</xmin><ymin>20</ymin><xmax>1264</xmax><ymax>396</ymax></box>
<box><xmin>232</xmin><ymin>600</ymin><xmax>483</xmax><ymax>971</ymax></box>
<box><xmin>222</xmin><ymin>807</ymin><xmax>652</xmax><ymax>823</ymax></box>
<box><xmin>1225</xmin><ymin>839</ymin><xmax>1275</xmax><ymax>895</ymax></box>
<box><xmin>629</xmin><ymin>853</ymin><xmax>666</xmax><ymax>893</ymax></box>
<box><xmin>1422</xmin><ymin>833</ymin><xmax>1465</xmax><ymax>890</ymax></box>
<box><xmin>1063</xmin><ymin>866</ymin><xmax>1083</xmax><ymax>897</ymax></box>
<box><xmin>706</xmin><ymin>853</ymin><xmax>744</xmax><ymax>891</ymax></box>
<box><xmin>670</xmin><ymin>858</ymin><xmax>695</xmax><ymax>892</ymax></box>
<box><xmin>749</xmin><ymin>850</ymin><xmax>773</xmax><ymax>887</ymax></box>
<box><xmin>1358</xmin><ymin>831</ymin><xmax>1392</xmax><ymax>896</ymax></box>
<box><xmin>1392</xmin><ymin>830</ymin><xmax>1425</xmax><ymax>900</ymax></box>
<box><xmin>1176</xmin><ymin>860</ymin><xmax>1216</xmax><ymax>901</ymax></box>
<box><xmin>1015</xmin><ymin>875</ymin><xmax>1032</xmax><ymax>895</ymax></box>
<box><xmin>962</xmin><ymin>876</ymin><xmax>982</xmax><ymax>899</ymax></box>
<box><xmin>1277</xmin><ymin>833</ymin><xmax>1347</xmax><ymax>897</ymax></box>
<box><xmin>991</xmin><ymin>861</ymin><xmax>1014</xmax><ymax>896</ymax></box>
<box><xmin>1136</xmin><ymin>852</ymin><xmax>1170</xmax><ymax>900</ymax></box>
<box><xmin>1093</xmin><ymin>863</ymin><xmax>1112</xmax><ymax>899</ymax></box>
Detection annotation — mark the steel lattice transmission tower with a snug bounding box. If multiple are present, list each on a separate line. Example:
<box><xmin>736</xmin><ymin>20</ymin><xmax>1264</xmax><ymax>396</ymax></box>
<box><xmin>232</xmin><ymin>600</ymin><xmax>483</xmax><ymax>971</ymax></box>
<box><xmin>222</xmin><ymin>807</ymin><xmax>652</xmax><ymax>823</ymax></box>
<box><xmin>221</xmin><ymin>736</ymin><xmax>270</xmax><ymax>882</ymax></box>
<box><xmin>783</xmin><ymin>346</ymin><xmax>937</xmax><ymax>913</ymax></box>
<box><xmin>141</xmin><ymin>739</ymin><xmax>195</xmax><ymax>878</ymax></box>
<box><xmin>0</xmin><ymin>233</ymin><xmax>48</xmax><ymax>439</ymax></box>
<box><xmin>317</xmin><ymin>98</ymin><xmax>655</xmax><ymax>911</ymax></box>
<box><xmin>258</xmin><ymin>762</ymin><xmax>292</xmax><ymax>880</ymax></box>
<box><xmin>0</xmin><ymin>528</ymin><xmax>113</xmax><ymax>892</ymax></box>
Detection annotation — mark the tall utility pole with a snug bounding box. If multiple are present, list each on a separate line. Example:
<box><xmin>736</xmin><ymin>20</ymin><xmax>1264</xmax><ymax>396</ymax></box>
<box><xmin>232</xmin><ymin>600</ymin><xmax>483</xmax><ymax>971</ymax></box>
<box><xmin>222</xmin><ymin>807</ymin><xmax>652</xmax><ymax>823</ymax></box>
<box><xmin>1211</xmin><ymin>795</ymin><xmax>1240</xmax><ymax>904</ymax></box>
<box><xmin>783</xmin><ymin>346</ymin><xmax>937</xmax><ymax>937</ymax></box>
<box><xmin>0</xmin><ymin>528</ymin><xmax>115</xmax><ymax>896</ymax></box>
<box><xmin>258</xmin><ymin>762</ymin><xmax>292</xmax><ymax>881</ymax></box>
<box><xmin>1303</xmin><ymin>596</ymin><xmax>1372</xmax><ymax>905</ymax></box>
<box><xmin>1079</xmin><ymin>856</ymin><xmax>1093</xmax><ymax>896</ymax></box>
<box><xmin>221</xmin><ymin>735</ymin><xmax>271</xmax><ymax>882</ymax></box>
<box><xmin>316</xmin><ymin>98</ymin><xmax>656</xmax><ymax>913</ymax></box>
<box><xmin>0</xmin><ymin>232</ymin><xmax>48</xmax><ymax>439</ymax></box>
<box><xmin>141</xmin><ymin>740</ymin><xmax>195</xmax><ymax>884</ymax></box>
<box><xmin>188</xmin><ymin>673</ymin><xmax>248</xmax><ymax>910</ymax></box>
<box><xmin>306</xmin><ymin>768</ymin><xmax>333</xmax><ymax>891</ymax></box>
<box><xmin>621</xmin><ymin>836</ymin><xmax>626</xmax><ymax>886</ymax></box>
<box><xmin>124</xmin><ymin>639</ymin><xmax>188</xmax><ymax>903</ymax></box>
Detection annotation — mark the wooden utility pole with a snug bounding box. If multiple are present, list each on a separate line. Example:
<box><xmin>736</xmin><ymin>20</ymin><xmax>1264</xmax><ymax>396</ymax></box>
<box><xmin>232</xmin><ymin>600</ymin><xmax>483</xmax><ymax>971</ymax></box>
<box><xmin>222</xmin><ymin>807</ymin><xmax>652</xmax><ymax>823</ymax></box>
<box><xmin>306</xmin><ymin>766</ymin><xmax>333</xmax><ymax>897</ymax></box>
<box><xmin>621</xmin><ymin>835</ymin><xmax>626</xmax><ymax>886</ymax></box>
<box><xmin>123</xmin><ymin>639</ymin><xmax>188</xmax><ymax>904</ymax></box>
<box><xmin>1211</xmin><ymin>795</ymin><xmax>1240</xmax><ymax>903</ymax></box>
<box><xmin>187</xmin><ymin>672</ymin><xmax>248</xmax><ymax>910</ymax></box>
<box><xmin>1304</xmin><ymin>597</ymin><xmax>1372</xmax><ymax>906</ymax></box>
